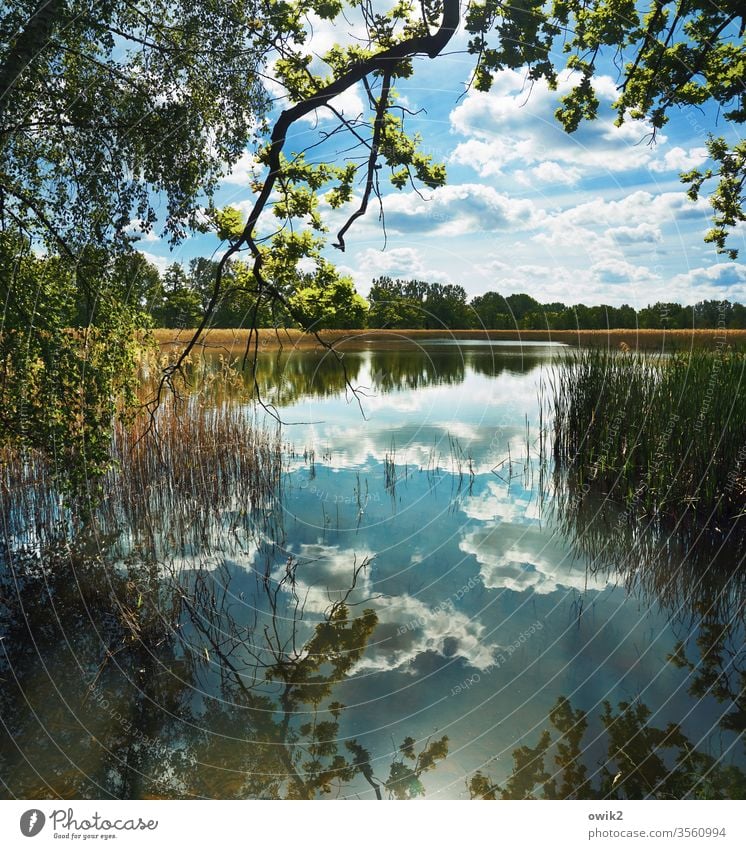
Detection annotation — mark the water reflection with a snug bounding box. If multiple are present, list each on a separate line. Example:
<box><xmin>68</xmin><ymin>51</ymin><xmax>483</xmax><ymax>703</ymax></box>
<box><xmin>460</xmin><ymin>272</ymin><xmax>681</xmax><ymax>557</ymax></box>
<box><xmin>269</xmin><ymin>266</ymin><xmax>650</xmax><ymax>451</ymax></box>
<box><xmin>550</xmin><ymin>471</ymin><xmax>746</xmax><ymax>619</ymax></box>
<box><xmin>1</xmin><ymin>342</ymin><xmax>744</xmax><ymax>798</ymax></box>
<box><xmin>467</xmin><ymin>598</ymin><xmax>746</xmax><ymax>800</ymax></box>
<box><xmin>469</xmin><ymin>691</ymin><xmax>746</xmax><ymax>800</ymax></box>
<box><xmin>0</xmin><ymin>535</ymin><xmax>448</xmax><ymax>799</ymax></box>
<box><xmin>181</xmin><ymin>342</ymin><xmax>557</xmax><ymax>407</ymax></box>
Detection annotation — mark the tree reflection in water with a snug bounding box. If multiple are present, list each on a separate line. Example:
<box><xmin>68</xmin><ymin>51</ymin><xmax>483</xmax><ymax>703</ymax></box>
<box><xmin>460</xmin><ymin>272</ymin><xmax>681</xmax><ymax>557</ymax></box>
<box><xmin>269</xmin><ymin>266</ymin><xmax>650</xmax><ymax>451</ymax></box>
<box><xmin>177</xmin><ymin>342</ymin><xmax>551</xmax><ymax>408</ymax></box>
<box><xmin>469</xmin><ymin>680</ymin><xmax>745</xmax><ymax>800</ymax></box>
<box><xmin>0</xmin><ymin>534</ymin><xmax>449</xmax><ymax>799</ymax></box>
<box><xmin>474</xmin><ymin>467</ymin><xmax>746</xmax><ymax>801</ymax></box>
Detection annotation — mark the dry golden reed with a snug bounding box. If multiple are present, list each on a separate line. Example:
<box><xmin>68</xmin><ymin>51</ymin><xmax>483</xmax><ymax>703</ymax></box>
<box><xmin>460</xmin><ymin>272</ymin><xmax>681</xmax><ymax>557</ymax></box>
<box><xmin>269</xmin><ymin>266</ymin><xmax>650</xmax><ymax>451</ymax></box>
<box><xmin>152</xmin><ymin>327</ymin><xmax>746</xmax><ymax>353</ymax></box>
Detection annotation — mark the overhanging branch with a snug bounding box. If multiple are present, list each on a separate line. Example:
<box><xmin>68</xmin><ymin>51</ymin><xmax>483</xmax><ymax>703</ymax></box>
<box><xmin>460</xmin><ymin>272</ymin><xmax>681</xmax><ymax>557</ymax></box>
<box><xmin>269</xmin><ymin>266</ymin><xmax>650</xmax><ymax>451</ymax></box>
<box><xmin>333</xmin><ymin>70</ymin><xmax>392</xmax><ymax>251</ymax></box>
<box><xmin>157</xmin><ymin>1</ymin><xmax>460</xmax><ymax>410</ymax></box>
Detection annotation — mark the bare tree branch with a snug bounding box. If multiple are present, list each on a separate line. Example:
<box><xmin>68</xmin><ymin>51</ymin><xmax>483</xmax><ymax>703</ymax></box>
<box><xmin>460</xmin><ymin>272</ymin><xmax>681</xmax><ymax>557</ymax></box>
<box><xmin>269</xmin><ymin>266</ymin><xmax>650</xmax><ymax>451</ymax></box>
<box><xmin>333</xmin><ymin>70</ymin><xmax>392</xmax><ymax>251</ymax></box>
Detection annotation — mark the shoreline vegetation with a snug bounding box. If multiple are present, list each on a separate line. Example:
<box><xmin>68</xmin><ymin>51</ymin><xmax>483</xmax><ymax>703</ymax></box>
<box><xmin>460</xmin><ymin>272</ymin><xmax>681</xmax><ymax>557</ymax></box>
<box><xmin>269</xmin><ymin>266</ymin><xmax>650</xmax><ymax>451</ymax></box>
<box><xmin>153</xmin><ymin>327</ymin><xmax>746</xmax><ymax>352</ymax></box>
<box><xmin>547</xmin><ymin>348</ymin><xmax>746</xmax><ymax>523</ymax></box>
<box><xmin>1</xmin><ymin>387</ymin><xmax>283</xmax><ymax>539</ymax></box>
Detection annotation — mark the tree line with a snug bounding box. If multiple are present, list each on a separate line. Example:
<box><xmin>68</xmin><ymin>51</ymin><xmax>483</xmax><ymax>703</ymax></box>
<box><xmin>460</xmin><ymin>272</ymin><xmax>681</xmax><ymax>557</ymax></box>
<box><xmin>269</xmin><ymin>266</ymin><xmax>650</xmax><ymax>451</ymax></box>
<box><xmin>132</xmin><ymin>262</ymin><xmax>746</xmax><ymax>331</ymax></box>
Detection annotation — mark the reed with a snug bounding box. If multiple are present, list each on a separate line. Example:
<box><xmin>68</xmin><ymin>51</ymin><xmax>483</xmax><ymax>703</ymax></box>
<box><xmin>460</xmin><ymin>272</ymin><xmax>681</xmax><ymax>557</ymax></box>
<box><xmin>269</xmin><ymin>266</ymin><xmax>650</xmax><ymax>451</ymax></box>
<box><xmin>547</xmin><ymin>348</ymin><xmax>746</xmax><ymax>522</ymax></box>
<box><xmin>152</xmin><ymin>327</ymin><xmax>746</xmax><ymax>353</ymax></box>
<box><xmin>1</xmin><ymin>391</ymin><xmax>283</xmax><ymax>556</ymax></box>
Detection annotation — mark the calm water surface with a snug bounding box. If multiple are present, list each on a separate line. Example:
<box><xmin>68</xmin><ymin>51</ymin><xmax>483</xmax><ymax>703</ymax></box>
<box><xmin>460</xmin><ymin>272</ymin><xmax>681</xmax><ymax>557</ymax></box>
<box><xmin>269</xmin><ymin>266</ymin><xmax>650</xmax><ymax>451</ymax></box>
<box><xmin>1</xmin><ymin>341</ymin><xmax>743</xmax><ymax>798</ymax></box>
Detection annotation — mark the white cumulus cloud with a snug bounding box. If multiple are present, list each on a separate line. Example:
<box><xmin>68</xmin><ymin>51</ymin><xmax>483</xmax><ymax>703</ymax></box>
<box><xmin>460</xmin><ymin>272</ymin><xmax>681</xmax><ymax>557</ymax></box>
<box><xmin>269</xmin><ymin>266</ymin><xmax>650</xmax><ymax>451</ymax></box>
<box><xmin>648</xmin><ymin>145</ymin><xmax>709</xmax><ymax>173</ymax></box>
<box><xmin>449</xmin><ymin>68</ymin><xmax>664</xmax><ymax>181</ymax></box>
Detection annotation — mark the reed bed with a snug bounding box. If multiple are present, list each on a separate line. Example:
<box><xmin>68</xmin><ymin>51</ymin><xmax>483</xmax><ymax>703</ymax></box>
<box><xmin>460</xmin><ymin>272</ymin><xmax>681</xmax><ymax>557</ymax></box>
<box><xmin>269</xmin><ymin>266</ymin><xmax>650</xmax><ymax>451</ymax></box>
<box><xmin>552</xmin><ymin>480</ymin><xmax>746</xmax><ymax>617</ymax></box>
<box><xmin>0</xmin><ymin>443</ymin><xmax>66</xmax><ymax>548</ymax></box>
<box><xmin>1</xmin><ymin>393</ymin><xmax>283</xmax><ymax>557</ymax></box>
<box><xmin>547</xmin><ymin>349</ymin><xmax>746</xmax><ymax>522</ymax></box>
<box><xmin>152</xmin><ymin>327</ymin><xmax>746</xmax><ymax>353</ymax></box>
<box><xmin>105</xmin><ymin>399</ymin><xmax>282</xmax><ymax>548</ymax></box>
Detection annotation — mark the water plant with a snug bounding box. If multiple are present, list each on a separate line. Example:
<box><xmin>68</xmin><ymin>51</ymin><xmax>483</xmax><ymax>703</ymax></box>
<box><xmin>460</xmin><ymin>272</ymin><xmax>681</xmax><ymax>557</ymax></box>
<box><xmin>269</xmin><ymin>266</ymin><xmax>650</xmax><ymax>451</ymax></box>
<box><xmin>1</xmin><ymin>382</ymin><xmax>283</xmax><ymax>555</ymax></box>
<box><xmin>547</xmin><ymin>349</ymin><xmax>746</xmax><ymax>523</ymax></box>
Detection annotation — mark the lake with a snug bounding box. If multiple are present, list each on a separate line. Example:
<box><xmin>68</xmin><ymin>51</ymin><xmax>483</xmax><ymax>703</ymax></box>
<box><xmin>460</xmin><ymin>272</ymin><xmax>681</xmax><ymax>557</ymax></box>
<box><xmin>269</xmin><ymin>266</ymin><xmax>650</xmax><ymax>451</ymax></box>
<box><xmin>1</xmin><ymin>339</ymin><xmax>744</xmax><ymax>799</ymax></box>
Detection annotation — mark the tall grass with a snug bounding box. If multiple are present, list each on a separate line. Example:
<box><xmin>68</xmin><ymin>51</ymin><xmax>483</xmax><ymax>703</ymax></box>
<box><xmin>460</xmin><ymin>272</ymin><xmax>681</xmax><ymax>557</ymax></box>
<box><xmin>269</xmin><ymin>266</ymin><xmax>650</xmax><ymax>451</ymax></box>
<box><xmin>547</xmin><ymin>349</ymin><xmax>746</xmax><ymax>522</ymax></box>
<box><xmin>153</xmin><ymin>327</ymin><xmax>746</xmax><ymax>352</ymax></box>
<box><xmin>1</xmin><ymin>394</ymin><xmax>283</xmax><ymax>556</ymax></box>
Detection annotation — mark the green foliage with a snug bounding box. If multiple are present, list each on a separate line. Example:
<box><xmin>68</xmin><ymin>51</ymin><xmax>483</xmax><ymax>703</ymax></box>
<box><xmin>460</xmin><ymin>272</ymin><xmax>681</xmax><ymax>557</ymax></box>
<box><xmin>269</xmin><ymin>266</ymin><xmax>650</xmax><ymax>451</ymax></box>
<box><xmin>265</xmin><ymin>602</ymin><xmax>378</xmax><ymax>709</ymax></box>
<box><xmin>471</xmin><ymin>293</ymin><xmax>746</xmax><ymax>332</ymax></box>
<box><xmin>0</xmin><ymin>0</ymin><xmax>270</xmax><ymax>490</ymax></box>
<box><xmin>38</xmin><ymin>253</ymin><xmax>746</xmax><ymax>337</ymax></box>
<box><xmin>213</xmin><ymin>207</ymin><xmax>246</xmax><ymax>243</ymax></box>
<box><xmin>380</xmin><ymin>113</ymin><xmax>447</xmax><ymax>190</ymax></box>
<box><xmin>0</xmin><ymin>233</ymin><xmax>151</xmax><ymax>492</ymax></box>
<box><xmin>154</xmin><ymin>287</ymin><xmax>204</xmax><ymax>329</ymax></box>
<box><xmin>682</xmin><ymin>137</ymin><xmax>746</xmax><ymax>260</ymax></box>
<box><xmin>465</xmin><ymin>0</ymin><xmax>745</xmax><ymax>256</ymax></box>
<box><xmin>384</xmin><ymin>735</ymin><xmax>449</xmax><ymax>799</ymax></box>
<box><xmin>289</xmin><ymin>270</ymin><xmax>368</xmax><ymax>329</ymax></box>
<box><xmin>367</xmin><ymin>276</ymin><xmax>469</xmax><ymax>329</ymax></box>
<box><xmin>548</xmin><ymin>697</ymin><xmax>591</xmax><ymax>799</ymax></box>
<box><xmin>496</xmin><ymin>730</ymin><xmax>554</xmax><ymax>799</ymax></box>
<box><xmin>0</xmin><ymin>0</ymin><xmax>268</xmax><ymax>253</ymax></box>
<box><xmin>469</xmin><ymin>292</ymin><xmax>513</xmax><ymax>329</ymax></box>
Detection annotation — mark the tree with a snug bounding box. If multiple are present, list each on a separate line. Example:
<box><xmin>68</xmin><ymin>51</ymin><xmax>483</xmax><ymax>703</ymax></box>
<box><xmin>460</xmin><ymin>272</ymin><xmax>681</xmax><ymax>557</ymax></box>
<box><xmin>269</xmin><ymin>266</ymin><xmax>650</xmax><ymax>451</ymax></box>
<box><xmin>3</xmin><ymin>0</ymin><xmax>744</xmax><ymax>486</ymax></box>
<box><xmin>0</xmin><ymin>232</ymin><xmax>146</xmax><ymax>491</ymax></box>
<box><xmin>731</xmin><ymin>303</ymin><xmax>746</xmax><ymax>328</ymax></box>
<box><xmin>200</xmin><ymin>0</ymin><xmax>743</xmax><ymax>368</ymax></box>
<box><xmin>288</xmin><ymin>270</ymin><xmax>368</xmax><ymax>329</ymax></box>
<box><xmin>0</xmin><ymin>0</ymin><xmax>269</xmax><ymax>482</ymax></box>
<box><xmin>521</xmin><ymin>309</ymin><xmax>552</xmax><ymax>330</ymax></box>
<box><xmin>694</xmin><ymin>299</ymin><xmax>731</xmax><ymax>328</ymax></box>
<box><xmin>188</xmin><ymin>258</ymin><xmax>224</xmax><ymax>313</ymax></box>
<box><xmin>470</xmin><ymin>292</ymin><xmax>512</xmax><ymax>329</ymax></box>
<box><xmin>368</xmin><ymin>277</ymin><xmax>426</xmax><ymax>329</ymax></box>
<box><xmin>5</xmin><ymin>2</ymin><xmax>744</xmax><ymax>310</ymax></box>
<box><xmin>467</xmin><ymin>1</ymin><xmax>744</xmax><ymax>256</ymax></box>
<box><xmin>0</xmin><ymin>0</ymin><xmax>267</xmax><ymax>253</ymax></box>
<box><xmin>424</xmin><ymin>283</ymin><xmax>469</xmax><ymax>329</ymax></box>
<box><xmin>505</xmin><ymin>293</ymin><xmax>542</xmax><ymax>322</ymax></box>
<box><xmin>613</xmin><ymin>303</ymin><xmax>638</xmax><ymax>329</ymax></box>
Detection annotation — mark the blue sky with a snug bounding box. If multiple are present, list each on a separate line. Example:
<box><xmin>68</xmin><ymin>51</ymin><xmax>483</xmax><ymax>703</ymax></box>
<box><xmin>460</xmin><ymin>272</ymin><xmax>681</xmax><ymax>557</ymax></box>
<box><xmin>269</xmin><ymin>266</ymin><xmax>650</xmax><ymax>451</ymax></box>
<box><xmin>137</xmin><ymin>14</ymin><xmax>745</xmax><ymax>309</ymax></box>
